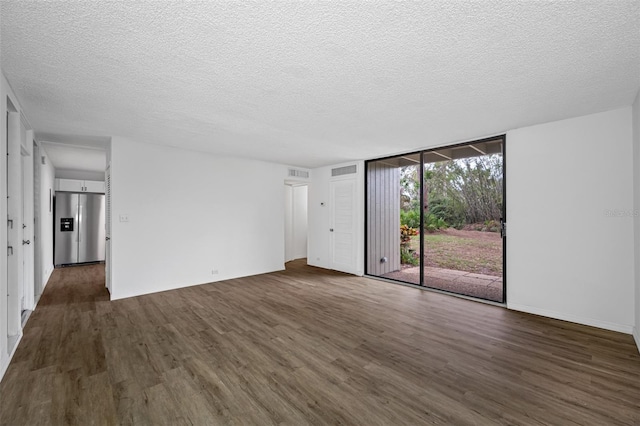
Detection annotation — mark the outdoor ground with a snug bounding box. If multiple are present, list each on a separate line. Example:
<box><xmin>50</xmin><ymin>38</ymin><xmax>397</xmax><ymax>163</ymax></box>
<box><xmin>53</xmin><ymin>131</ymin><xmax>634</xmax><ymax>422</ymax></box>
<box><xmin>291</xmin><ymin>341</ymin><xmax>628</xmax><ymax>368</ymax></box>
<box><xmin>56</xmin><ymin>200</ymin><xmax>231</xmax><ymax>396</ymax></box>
<box><xmin>382</xmin><ymin>228</ymin><xmax>504</xmax><ymax>302</ymax></box>
<box><xmin>411</xmin><ymin>228</ymin><xmax>503</xmax><ymax>276</ymax></box>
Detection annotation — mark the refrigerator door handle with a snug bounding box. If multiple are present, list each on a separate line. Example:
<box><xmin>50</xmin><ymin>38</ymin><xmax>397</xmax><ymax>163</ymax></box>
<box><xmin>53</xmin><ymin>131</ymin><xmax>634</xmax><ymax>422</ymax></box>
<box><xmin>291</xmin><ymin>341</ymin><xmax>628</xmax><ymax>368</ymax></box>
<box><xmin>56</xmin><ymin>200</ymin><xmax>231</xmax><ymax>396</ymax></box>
<box><xmin>77</xmin><ymin>204</ymin><xmax>81</xmax><ymax>242</ymax></box>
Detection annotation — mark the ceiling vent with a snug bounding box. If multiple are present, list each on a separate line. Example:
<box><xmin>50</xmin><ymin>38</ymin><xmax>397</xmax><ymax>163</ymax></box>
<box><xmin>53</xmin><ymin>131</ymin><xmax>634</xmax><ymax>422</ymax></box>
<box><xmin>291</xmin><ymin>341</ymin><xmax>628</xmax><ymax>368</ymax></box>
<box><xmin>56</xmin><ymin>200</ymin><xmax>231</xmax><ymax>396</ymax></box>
<box><xmin>331</xmin><ymin>165</ymin><xmax>357</xmax><ymax>177</ymax></box>
<box><xmin>288</xmin><ymin>168</ymin><xmax>309</xmax><ymax>179</ymax></box>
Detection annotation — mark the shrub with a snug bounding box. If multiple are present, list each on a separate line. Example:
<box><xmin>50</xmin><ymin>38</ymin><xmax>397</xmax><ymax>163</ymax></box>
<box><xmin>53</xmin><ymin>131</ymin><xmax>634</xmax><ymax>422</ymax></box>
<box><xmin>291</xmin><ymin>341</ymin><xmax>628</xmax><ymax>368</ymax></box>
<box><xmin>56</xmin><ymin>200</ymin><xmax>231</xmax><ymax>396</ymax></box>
<box><xmin>400</xmin><ymin>224</ymin><xmax>418</xmax><ymax>246</ymax></box>
<box><xmin>400</xmin><ymin>208</ymin><xmax>420</xmax><ymax>229</ymax></box>
<box><xmin>425</xmin><ymin>213</ymin><xmax>447</xmax><ymax>233</ymax></box>
<box><xmin>401</xmin><ymin>209</ymin><xmax>449</xmax><ymax>233</ymax></box>
<box><xmin>428</xmin><ymin>196</ymin><xmax>465</xmax><ymax>229</ymax></box>
<box><xmin>400</xmin><ymin>247</ymin><xmax>420</xmax><ymax>266</ymax></box>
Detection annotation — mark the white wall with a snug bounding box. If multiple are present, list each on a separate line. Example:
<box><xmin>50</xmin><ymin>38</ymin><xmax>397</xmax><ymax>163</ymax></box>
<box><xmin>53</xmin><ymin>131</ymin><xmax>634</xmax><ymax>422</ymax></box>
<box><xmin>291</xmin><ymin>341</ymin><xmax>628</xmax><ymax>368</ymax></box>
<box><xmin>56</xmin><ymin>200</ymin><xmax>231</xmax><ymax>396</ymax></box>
<box><xmin>632</xmin><ymin>90</ymin><xmax>640</xmax><ymax>351</ymax></box>
<box><xmin>308</xmin><ymin>161</ymin><xmax>364</xmax><ymax>276</ymax></box>
<box><xmin>0</xmin><ymin>72</ymin><xmax>28</xmax><ymax>380</ymax></box>
<box><xmin>37</xmin><ymin>146</ymin><xmax>55</xmax><ymax>293</ymax></box>
<box><xmin>507</xmin><ymin>107</ymin><xmax>635</xmax><ymax>333</ymax></box>
<box><xmin>109</xmin><ymin>137</ymin><xmax>289</xmax><ymax>300</ymax></box>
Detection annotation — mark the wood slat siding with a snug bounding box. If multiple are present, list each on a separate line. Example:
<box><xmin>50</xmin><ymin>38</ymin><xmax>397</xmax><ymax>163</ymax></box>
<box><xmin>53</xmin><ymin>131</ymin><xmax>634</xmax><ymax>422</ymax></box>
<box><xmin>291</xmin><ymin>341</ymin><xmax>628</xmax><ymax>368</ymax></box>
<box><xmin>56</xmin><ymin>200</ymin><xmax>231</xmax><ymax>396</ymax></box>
<box><xmin>367</xmin><ymin>162</ymin><xmax>400</xmax><ymax>276</ymax></box>
<box><xmin>1</xmin><ymin>262</ymin><xmax>639</xmax><ymax>425</ymax></box>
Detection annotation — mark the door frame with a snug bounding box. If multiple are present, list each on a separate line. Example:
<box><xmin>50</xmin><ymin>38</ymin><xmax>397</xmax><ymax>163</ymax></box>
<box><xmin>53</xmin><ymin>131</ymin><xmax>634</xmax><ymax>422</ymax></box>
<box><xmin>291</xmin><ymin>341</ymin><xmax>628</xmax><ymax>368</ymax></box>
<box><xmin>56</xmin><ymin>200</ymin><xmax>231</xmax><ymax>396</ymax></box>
<box><xmin>329</xmin><ymin>175</ymin><xmax>358</xmax><ymax>274</ymax></box>
<box><xmin>284</xmin><ymin>182</ymin><xmax>309</xmax><ymax>263</ymax></box>
<box><xmin>20</xmin><ymin>142</ymin><xmax>34</xmax><ymax>313</ymax></box>
<box><xmin>364</xmin><ymin>135</ymin><xmax>507</xmax><ymax>303</ymax></box>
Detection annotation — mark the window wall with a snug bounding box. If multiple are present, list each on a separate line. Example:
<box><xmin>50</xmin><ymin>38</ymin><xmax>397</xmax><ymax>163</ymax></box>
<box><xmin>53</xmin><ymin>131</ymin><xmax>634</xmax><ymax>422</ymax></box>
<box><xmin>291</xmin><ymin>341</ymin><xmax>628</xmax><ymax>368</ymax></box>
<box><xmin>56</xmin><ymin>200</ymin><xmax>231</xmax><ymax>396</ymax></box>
<box><xmin>365</xmin><ymin>137</ymin><xmax>505</xmax><ymax>303</ymax></box>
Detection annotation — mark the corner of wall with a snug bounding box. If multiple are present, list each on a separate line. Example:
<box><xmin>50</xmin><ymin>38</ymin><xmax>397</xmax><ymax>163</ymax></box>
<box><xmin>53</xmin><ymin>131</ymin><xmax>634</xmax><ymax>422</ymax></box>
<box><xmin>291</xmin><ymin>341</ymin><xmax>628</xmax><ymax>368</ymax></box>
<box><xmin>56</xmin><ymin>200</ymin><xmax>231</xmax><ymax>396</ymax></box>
<box><xmin>633</xmin><ymin>88</ymin><xmax>640</xmax><ymax>353</ymax></box>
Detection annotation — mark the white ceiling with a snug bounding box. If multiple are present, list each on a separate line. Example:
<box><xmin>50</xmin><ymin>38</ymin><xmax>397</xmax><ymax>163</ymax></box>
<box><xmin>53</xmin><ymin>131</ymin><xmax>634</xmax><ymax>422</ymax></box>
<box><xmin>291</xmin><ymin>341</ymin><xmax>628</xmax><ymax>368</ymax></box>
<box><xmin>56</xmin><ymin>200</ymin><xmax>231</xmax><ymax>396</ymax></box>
<box><xmin>1</xmin><ymin>1</ymin><xmax>639</xmax><ymax>168</ymax></box>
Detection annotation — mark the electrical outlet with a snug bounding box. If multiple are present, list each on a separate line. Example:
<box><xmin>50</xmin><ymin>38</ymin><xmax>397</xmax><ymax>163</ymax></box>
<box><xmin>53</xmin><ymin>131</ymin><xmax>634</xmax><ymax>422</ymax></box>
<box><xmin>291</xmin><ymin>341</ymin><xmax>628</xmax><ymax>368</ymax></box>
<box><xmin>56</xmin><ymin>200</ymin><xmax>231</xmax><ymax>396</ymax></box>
<box><xmin>211</xmin><ymin>269</ymin><xmax>219</xmax><ymax>275</ymax></box>
<box><xmin>119</xmin><ymin>214</ymin><xmax>129</xmax><ymax>222</ymax></box>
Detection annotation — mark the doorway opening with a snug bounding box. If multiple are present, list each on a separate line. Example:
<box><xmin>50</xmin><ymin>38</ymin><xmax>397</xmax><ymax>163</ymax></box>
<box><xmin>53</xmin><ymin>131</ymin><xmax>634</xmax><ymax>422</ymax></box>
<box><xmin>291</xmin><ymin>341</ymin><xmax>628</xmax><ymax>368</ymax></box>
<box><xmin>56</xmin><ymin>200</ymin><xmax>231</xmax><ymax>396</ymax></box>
<box><xmin>366</xmin><ymin>136</ymin><xmax>506</xmax><ymax>303</ymax></box>
<box><xmin>284</xmin><ymin>183</ymin><xmax>308</xmax><ymax>263</ymax></box>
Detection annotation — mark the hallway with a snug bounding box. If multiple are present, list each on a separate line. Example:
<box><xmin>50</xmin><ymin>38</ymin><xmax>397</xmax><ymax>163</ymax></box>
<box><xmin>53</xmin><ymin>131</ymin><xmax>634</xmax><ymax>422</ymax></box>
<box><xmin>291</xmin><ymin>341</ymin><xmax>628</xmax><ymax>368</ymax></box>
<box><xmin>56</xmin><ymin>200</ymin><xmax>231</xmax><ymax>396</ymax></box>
<box><xmin>1</xmin><ymin>264</ymin><xmax>109</xmax><ymax>424</ymax></box>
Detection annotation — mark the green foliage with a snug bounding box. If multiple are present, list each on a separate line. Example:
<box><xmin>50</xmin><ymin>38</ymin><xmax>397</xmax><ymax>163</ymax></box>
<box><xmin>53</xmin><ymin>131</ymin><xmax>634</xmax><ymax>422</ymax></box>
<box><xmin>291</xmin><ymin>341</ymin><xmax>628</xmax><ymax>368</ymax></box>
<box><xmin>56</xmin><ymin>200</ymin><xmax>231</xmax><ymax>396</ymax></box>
<box><xmin>400</xmin><ymin>247</ymin><xmax>420</xmax><ymax>266</ymax></box>
<box><xmin>399</xmin><ymin>153</ymin><xmax>503</xmax><ymax>228</ymax></box>
<box><xmin>400</xmin><ymin>209</ymin><xmax>420</xmax><ymax>229</ymax></box>
<box><xmin>400</xmin><ymin>224</ymin><xmax>418</xmax><ymax>246</ymax></box>
<box><xmin>425</xmin><ymin>213</ymin><xmax>447</xmax><ymax>233</ymax></box>
<box><xmin>428</xmin><ymin>196</ymin><xmax>465</xmax><ymax>228</ymax></box>
<box><xmin>401</xmin><ymin>209</ymin><xmax>448</xmax><ymax>233</ymax></box>
<box><xmin>472</xmin><ymin>219</ymin><xmax>500</xmax><ymax>232</ymax></box>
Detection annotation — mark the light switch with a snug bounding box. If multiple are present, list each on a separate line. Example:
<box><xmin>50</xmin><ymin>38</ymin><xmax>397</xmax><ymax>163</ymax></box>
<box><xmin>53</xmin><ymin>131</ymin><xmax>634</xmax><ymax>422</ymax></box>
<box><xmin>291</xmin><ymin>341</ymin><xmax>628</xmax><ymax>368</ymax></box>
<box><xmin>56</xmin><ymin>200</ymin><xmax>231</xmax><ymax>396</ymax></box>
<box><xmin>119</xmin><ymin>214</ymin><xmax>129</xmax><ymax>222</ymax></box>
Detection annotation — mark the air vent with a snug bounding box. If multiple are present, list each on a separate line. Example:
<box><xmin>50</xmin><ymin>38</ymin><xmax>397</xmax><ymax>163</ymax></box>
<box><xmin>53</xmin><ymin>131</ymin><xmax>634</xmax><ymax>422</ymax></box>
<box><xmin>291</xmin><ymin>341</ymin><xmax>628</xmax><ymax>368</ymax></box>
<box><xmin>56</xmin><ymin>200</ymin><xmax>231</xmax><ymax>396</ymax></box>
<box><xmin>288</xmin><ymin>168</ymin><xmax>309</xmax><ymax>179</ymax></box>
<box><xmin>331</xmin><ymin>165</ymin><xmax>357</xmax><ymax>177</ymax></box>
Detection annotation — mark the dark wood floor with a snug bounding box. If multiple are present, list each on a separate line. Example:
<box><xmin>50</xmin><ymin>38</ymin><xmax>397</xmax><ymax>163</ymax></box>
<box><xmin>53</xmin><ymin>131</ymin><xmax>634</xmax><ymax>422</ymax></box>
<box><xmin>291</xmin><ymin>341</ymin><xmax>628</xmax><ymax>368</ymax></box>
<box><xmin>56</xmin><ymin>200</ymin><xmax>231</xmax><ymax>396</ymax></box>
<box><xmin>1</xmin><ymin>261</ymin><xmax>639</xmax><ymax>425</ymax></box>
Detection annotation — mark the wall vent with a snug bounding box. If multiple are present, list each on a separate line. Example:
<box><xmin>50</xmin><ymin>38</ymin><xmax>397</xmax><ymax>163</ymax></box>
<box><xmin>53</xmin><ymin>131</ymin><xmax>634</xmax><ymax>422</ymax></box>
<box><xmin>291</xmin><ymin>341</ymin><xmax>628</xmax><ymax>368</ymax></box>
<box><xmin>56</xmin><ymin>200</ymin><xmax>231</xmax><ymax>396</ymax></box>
<box><xmin>331</xmin><ymin>165</ymin><xmax>357</xmax><ymax>177</ymax></box>
<box><xmin>288</xmin><ymin>168</ymin><xmax>309</xmax><ymax>179</ymax></box>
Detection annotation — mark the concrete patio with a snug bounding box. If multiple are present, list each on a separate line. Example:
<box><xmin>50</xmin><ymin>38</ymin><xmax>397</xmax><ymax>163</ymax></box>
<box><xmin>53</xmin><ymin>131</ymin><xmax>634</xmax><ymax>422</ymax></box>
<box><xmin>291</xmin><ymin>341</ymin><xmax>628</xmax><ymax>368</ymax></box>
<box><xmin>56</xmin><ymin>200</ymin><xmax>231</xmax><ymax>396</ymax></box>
<box><xmin>382</xmin><ymin>266</ymin><xmax>503</xmax><ymax>302</ymax></box>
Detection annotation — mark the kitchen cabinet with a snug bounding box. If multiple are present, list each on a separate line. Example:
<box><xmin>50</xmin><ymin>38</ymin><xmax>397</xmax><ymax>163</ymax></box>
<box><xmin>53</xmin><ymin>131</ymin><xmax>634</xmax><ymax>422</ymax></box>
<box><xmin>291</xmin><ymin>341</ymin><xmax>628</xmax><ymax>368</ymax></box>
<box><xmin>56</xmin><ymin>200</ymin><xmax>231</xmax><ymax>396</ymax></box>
<box><xmin>55</xmin><ymin>179</ymin><xmax>105</xmax><ymax>193</ymax></box>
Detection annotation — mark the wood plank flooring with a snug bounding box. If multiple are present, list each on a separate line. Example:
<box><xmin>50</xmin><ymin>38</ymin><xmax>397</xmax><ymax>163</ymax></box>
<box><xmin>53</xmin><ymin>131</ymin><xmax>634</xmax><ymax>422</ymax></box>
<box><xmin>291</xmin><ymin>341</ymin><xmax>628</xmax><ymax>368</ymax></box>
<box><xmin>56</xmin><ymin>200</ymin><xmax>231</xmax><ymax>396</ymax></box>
<box><xmin>1</xmin><ymin>260</ymin><xmax>639</xmax><ymax>425</ymax></box>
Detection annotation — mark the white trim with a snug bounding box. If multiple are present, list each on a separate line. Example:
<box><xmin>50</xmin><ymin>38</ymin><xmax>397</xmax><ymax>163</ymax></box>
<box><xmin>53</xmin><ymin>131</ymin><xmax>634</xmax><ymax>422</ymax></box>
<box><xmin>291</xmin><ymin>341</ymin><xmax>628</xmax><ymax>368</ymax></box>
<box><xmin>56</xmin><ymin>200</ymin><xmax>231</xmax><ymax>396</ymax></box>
<box><xmin>634</xmin><ymin>327</ymin><xmax>640</xmax><ymax>354</ymax></box>
<box><xmin>508</xmin><ymin>303</ymin><xmax>634</xmax><ymax>334</ymax></box>
<box><xmin>42</xmin><ymin>266</ymin><xmax>54</xmax><ymax>291</ymax></box>
<box><xmin>0</xmin><ymin>333</ymin><xmax>23</xmax><ymax>382</ymax></box>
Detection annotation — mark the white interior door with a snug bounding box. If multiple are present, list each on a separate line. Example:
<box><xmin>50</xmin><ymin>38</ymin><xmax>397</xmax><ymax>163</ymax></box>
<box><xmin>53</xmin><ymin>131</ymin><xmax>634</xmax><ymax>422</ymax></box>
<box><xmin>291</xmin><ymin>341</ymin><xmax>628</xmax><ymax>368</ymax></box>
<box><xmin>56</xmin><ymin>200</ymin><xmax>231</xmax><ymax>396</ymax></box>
<box><xmin>21</xmin><ymin>147</ymin><xmax>34</xmax><ymax>312</ymax></box>
<box><xmin>19</xmin><ymin>152</ymin><xmax>25</xmax><ymax>312</ymax></box>
<box><xmin>6</xmin><ymin>110</ymin><xmax>20</xmax><ymax>338</ymax></box>
<box><xmin>32</xmin><ymin>142</ymin><xmax>42</xmax><ymax>300</ymax></box>
<box><xmin>330</xmin><ymin>178</ymin><xmax>357</xmax><ymax>274</ymax></box>
<box><xmin>105</xmin><ymin>165</ymin><xmax>112</xmax><ymax>293</ymax></box>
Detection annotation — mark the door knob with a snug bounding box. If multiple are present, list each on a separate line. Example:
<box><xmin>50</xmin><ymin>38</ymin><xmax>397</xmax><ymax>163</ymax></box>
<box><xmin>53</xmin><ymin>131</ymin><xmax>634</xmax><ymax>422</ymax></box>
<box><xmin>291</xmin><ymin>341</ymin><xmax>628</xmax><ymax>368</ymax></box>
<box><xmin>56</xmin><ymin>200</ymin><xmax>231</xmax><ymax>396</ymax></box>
<box><xmin>22</xmin><ymin>240</ymin><xmax>30</xmax><ymax>245</ymax></box>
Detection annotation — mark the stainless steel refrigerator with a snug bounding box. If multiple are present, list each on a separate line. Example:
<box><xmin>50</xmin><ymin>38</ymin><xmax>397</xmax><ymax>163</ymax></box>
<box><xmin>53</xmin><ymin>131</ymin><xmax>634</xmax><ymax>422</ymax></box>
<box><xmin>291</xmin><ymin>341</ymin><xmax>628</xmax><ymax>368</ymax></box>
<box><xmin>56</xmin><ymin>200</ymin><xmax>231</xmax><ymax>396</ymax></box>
<box><xmin>54</xmin><ymin>192</ymin><xmax>106</xmax><ymax>266</ymax></box>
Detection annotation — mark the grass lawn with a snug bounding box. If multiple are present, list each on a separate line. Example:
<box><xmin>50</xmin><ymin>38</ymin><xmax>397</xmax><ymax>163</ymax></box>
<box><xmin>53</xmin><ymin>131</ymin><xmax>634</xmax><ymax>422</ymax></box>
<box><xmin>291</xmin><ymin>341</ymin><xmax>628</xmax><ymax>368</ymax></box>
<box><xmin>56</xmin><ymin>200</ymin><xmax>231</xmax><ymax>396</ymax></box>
<box><xmin>409</xmin><ymin>229</ymin><xmax>503</xmax><ymax>276</ymax></box>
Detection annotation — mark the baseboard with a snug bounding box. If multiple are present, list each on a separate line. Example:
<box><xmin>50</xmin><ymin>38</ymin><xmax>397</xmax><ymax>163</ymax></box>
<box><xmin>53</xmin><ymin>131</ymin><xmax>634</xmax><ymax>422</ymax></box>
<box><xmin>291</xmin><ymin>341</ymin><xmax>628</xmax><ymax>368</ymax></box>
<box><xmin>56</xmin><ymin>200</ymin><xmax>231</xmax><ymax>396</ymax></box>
<box><xmin>634</xmin><ymin>326</ymin><xmax>640</xmax><ymax>354</ymax></box>
<box><xmin>0</xmin><ymin>357</ymin><xmax>8</xmax><ymax>384</ymax></box>
<box><xmin>0</xmin><ymin>332</ymin><xmax>23</xmax><ymax>383</ymax></box>
<box><xmin>42</xmin><ymin>265</ymin><xmax>54</xmax><ymax>289</ymax></box>
<box><xmin>111</xmin><ymin>265</ymin><xmax>285</xmax><ymax>300</ymax></box>
<box><xmin>507</xmin><ymin>303</ymin><xmax>634</xmax><ymax>334</ymax></box>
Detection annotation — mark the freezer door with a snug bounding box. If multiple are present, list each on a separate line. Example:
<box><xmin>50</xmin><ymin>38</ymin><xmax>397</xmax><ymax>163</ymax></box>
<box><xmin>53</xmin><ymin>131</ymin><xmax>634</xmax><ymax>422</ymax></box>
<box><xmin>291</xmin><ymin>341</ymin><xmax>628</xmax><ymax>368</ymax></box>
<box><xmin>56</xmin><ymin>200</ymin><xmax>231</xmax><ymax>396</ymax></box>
<box><xmin>54</xmin><ymin>193</ymin><xmax>79</xmax><ymax>265</ymax></box>
<box><xmin>78</xmin><ymin>193</ymin><xmax>106</xmax><ymax>263</ymax></box>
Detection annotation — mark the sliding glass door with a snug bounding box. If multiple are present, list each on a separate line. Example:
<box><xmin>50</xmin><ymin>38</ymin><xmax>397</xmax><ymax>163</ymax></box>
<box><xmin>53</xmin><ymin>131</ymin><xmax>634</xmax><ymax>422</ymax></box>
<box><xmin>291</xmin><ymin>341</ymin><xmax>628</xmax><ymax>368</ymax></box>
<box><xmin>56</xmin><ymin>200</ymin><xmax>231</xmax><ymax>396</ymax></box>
<box><xmin>365</xmin><ymin>136</ymin><xmax>506</xmax><ymax>303</ymax></box>
<box><xmin>366</xmin><ymin>152</ymin><xmax>422</xmax><ymax>285</ymax></box>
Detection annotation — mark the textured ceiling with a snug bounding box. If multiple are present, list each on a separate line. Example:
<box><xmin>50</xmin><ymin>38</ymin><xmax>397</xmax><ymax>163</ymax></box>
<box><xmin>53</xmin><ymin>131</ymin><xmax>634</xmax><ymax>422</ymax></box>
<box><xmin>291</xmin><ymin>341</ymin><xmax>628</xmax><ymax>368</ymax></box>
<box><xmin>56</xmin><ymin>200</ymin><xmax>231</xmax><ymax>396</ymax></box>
<box><xmin>1</xmin><ymin>1</ymin><xmax>639</xmax><ymax>168</ymax></box>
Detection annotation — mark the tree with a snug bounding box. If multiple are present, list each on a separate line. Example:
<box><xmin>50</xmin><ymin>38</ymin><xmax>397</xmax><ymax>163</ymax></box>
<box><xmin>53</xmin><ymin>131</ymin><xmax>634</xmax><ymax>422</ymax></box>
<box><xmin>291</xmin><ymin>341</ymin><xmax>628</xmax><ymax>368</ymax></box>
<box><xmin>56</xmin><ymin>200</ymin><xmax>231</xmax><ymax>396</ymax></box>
<box><xmin>400</xmin><ymin>154</ymin><xmax>503</xmax><ymax>228</ymax></box>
